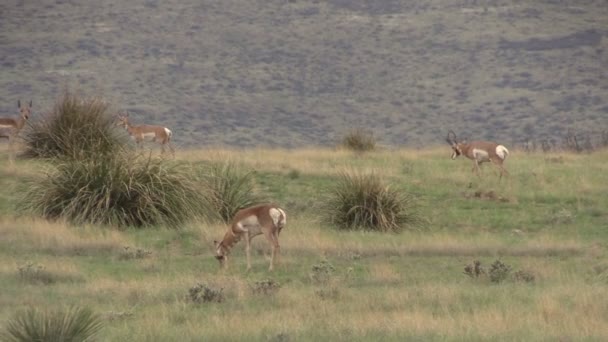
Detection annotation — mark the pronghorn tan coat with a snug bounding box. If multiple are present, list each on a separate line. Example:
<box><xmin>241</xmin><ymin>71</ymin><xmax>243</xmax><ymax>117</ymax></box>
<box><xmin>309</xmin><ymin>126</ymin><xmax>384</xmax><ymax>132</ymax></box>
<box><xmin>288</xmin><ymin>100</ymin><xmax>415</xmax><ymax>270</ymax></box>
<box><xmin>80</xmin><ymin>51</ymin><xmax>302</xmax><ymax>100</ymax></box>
<box><xmin>0</xmin><ymin>100</ymin><xmax>31</xmax><ymax>141</ymax></box>
<box><xmin>214</xmin><ymin>203</ymin><xmax>286</xmax><ymax>271</ymax></box>
<box><xmin>447</xmin><ymin>133</ymin><xmax>510</xmax><ymax>179</ymax></box>
<box><xmin>116</xmin><ymin>112</ymin><xmax>174</xmax><ymax>155</ymax></box>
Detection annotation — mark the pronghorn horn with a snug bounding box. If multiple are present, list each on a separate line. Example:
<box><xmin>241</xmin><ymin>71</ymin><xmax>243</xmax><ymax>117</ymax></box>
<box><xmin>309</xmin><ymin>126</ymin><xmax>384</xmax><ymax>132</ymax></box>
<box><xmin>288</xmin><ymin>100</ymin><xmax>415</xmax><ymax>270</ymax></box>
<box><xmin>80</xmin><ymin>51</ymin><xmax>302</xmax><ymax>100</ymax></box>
<box><xmin>29</xmin><ymin>100</ymin><xmax>32</xmax><ymax>107</ymax></box>
<box><xmin>18</xmin><ymin>100</ymin><xmax>21</xmax><ymax>108</ymax></box>
<box><xmin>446</xmin><ymin>130</ymin><xmax>457</xmax><ymax>144</ymax></box>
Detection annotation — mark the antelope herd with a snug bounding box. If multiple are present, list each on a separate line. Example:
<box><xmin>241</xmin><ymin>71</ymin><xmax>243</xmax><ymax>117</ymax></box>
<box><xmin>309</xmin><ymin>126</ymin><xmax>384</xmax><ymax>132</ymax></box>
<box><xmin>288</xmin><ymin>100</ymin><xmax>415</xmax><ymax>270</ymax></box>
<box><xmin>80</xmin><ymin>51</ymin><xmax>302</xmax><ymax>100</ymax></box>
<box><xmin>2</xmin><ymin>98</ymin><xmax>514</xmax><ymax>272</ymax></box>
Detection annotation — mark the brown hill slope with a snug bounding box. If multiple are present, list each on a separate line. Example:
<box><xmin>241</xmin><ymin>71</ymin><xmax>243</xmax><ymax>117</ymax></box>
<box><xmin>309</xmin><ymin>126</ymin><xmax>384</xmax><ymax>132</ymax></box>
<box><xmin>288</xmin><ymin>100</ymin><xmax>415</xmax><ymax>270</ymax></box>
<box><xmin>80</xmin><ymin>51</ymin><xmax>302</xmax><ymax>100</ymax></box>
<box><xmin>1</xmin><ymin>0</ymin><xmax>607</xmax><ymax>148</ymax></box>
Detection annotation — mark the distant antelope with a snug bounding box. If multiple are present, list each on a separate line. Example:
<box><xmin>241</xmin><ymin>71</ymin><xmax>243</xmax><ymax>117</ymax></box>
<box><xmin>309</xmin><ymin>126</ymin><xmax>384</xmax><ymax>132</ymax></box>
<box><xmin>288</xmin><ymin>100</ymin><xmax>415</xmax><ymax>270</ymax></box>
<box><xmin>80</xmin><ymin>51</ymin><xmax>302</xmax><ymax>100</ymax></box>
<box><xmin>116</xmin><ymin>112</ymin><xmax>174</xmax><ymax>155</ymax></box>
<box><xmin>446</xmin><ymin>130</ymin><xmax>510</xmax><ymax>179</ymax></box>
<box><xmin>214</xmin><ymin>204</ymin><xmax>287</xmax><ymax>272</ymax></box>
<box><xmin>0</xmin><ymin>100</ymin><xmax>31</xmax><ymax>143</ymax></box>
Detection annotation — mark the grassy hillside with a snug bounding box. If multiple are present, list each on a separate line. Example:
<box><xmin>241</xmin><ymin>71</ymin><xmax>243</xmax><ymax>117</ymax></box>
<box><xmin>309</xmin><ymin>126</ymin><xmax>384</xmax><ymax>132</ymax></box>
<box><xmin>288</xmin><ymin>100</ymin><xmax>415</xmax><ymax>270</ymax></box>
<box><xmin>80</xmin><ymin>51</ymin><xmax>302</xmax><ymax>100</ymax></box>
<box><xmin>1</xmin><ymin>147</ymin><xmax>608</xmax><ymax>340</ymax></box>
<box><xmin>1</xmin><ymin>0</ymin><xmax>607</xmax><ymax>147</ymax></box>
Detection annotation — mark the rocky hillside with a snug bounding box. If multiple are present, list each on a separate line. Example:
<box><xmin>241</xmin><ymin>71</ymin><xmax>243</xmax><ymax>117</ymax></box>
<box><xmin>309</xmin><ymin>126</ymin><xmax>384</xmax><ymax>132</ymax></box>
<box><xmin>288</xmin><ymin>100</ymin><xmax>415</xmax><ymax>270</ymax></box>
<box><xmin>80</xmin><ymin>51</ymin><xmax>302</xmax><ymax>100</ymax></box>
<box><xmin>1</xmin><ymin>0</ymin><xmax>607</xmax><ymax>148</ymax></box>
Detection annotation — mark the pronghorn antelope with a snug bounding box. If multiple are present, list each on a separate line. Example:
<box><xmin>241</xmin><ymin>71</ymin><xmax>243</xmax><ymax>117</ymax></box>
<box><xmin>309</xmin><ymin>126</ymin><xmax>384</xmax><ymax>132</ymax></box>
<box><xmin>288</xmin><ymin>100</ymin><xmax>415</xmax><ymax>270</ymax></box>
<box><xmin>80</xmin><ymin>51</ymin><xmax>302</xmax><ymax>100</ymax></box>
<box><xmin>116</xmin><ymin>112</ymin><xmax>174</xmax><ymax>155</ymax></box>
<box><xmin>214</xmin><ymin>204</ymin><xmax>287</xmax><ymax>272</ymax></box>
<box><xmin>0</xmin><ymin>100</ymin><xmax>31</xmax><ymax>142</ymax></box>
<box><xmin>446</xmin><ymin>130</ymin><xmax>510</xmax><ymax>179</ymax></box>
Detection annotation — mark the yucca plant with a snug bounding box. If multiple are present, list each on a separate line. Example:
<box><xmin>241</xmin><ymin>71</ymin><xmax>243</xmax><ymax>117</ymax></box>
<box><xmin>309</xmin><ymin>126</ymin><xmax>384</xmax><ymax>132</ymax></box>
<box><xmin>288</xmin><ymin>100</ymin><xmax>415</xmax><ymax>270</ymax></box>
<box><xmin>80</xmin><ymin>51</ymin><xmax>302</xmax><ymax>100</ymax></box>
<box><xmin>20</xmin><ymin>91</ymin><xmax>125</xmax><ymax>160</ymax></box>
<box><xmin>340</xmin><ymin>128</ymin><xmax>376</xmax><ymax>152</ymax></box>
<box><xmin>322</xmin><ymin>172</ymin><xmax>421</xmax><ymax>232</ymax></box>
<box><xmin>18</xmin><ymin>152</ymin><xmax>206</xmax><ymax>228</ymax></box>
<box><xmin>200</xmin><ymin>161</ymin><xmax>265</xmax><ymax>223</ymax></box>
<box><xmin>1</xmin><ymin>306</ymin><xmax>103</xmax><ymax>342</ymax></box>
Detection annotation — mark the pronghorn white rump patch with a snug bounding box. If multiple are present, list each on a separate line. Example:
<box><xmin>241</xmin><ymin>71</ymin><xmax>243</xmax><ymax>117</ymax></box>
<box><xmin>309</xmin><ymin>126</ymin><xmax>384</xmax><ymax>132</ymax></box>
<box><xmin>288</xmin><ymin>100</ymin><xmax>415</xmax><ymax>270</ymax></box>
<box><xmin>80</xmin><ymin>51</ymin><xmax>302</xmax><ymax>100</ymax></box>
<box><xmin>270</xmin><ymin>208</ymin><xmax>286</xmax><ymax>228</ymax></box>
<box><xmin>472</xmin><ymin>148</ymin><xmax>490</xmax><ymax>162</ymax></box>
<box><xmin>164</xmin><ymin>127</ymin><xmax>172</xmax><ymax>138</ymax></box>
<box><xmin>495</xmin><ymin>145</ymin><xmax>509</xmax><ymax>160</ymax></box>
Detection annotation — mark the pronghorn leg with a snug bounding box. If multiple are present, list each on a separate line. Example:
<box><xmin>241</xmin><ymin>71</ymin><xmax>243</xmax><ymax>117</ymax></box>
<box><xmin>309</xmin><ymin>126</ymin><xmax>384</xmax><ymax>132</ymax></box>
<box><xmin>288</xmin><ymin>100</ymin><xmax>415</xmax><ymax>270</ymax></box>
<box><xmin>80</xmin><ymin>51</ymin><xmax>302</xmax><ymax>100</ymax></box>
<box><xmin>168</xmin><ymin>142</ymin><xmax>175</xmax><ymax>157</ymax></box>
<box><xmin>245</xmin><ymin>231</ymin><xmax>252</xmax><ymax>271</ymax></box>
<box><xmin>472</xmin><ymin>160</ymin><xmax>481</xmax><ymax>177</ymax></box>
<box><xmin>264</xmin><ymin>230</ymin><xmax>280</xmax><ymax>271</ymax></box>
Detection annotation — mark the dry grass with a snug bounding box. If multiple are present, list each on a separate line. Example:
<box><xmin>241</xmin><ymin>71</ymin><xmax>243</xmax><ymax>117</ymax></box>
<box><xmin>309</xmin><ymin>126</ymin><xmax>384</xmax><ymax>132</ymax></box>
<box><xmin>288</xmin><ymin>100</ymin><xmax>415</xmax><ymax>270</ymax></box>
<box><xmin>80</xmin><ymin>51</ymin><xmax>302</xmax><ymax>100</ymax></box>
<box><xmin>0</xmin><ymin>218</ymin><xmax>127</xmax><ymax>256</ymax></box>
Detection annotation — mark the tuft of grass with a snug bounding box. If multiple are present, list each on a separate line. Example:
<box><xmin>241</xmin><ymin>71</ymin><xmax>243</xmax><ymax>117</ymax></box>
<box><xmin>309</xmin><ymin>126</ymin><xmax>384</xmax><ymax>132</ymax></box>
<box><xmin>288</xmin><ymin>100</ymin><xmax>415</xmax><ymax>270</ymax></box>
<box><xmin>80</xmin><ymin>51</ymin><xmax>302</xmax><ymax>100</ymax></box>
<box><xmin>340</xmin><ymin>128</ymin><xmax>376</xmax><ymax>152</ymax></box>
<box><xmin>1</xmin><ymin>306</ymin><xmax>104</xmax><ymax>342</ymax></box>
<box><xmin>20</xmin><ymin>91</ymin><xmax>125</xmax><ymax>160</ymax></box>
<box><xmin>17</xmin><ymin>153</ymin><xmax>206</xmax><ymax>228</ymax></box>
<box><xmin>322</xmin><ymin>172</ymin><xmax>421</xmax><ymax>232</ymax></box>
<box><xmin>200</xmin><ymin>161</ymin><xmax>265</xmax><ymax>223</ymax></box>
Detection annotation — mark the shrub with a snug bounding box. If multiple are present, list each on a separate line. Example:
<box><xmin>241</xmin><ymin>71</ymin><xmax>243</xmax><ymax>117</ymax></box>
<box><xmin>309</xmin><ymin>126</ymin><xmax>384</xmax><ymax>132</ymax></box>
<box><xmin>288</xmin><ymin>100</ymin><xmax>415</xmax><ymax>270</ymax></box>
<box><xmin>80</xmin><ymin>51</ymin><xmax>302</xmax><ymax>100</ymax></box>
<box><xmin>341</xmin><ymin>128</ymin><xmax>376</xmax><ymax>152</ymax></box>
<box><xmin>188</xmin><ymin>283</ymin><xmax>224</xmax><ymax>303</ymax></box>
<box><xmin>310</xmin><ymin>260</ymin><xmax>335</xmax><ymax>285</ymax></box>
<box><xmin>20</xmin><ymin>91</ymin><xmax>125</xmax><ymax>160</ymax></box>
<box><xmin>200</xmin><ymin>161</ymin><xmax>265</xmax><ymax>223</ymax></box>
<box><xmin>250</xmin><ymin>279</ymin><xmax>281</xmax><ymax>296</ymax></box>
<box><xmin>1</xmin><ymin>306</ymin><xmax>103</xmax><ymax>342</ymax></box>
<box><xmin>18</xmin><ymin>153</ymin><xmax>206</xmax><ymax>228</ymax></box>
<box><xmin>322</xmin><ymin>172</ymin><xmax>421</xmax><ymax>232</ymax></box>
<box><xmin>489</xmin><ymin>260</ymin><xmax>512</xmax><ymax>283</ymax></box>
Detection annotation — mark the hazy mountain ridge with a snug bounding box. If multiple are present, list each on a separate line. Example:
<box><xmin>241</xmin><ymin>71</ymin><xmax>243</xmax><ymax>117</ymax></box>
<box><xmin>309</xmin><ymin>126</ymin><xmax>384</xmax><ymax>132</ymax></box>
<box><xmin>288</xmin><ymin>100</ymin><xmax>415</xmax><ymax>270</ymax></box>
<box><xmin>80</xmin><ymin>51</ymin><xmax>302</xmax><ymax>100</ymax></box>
<box><xmin>1</xmin><ymin>0</ymin><xmax>607</xmax><ymax>148</ymax></box>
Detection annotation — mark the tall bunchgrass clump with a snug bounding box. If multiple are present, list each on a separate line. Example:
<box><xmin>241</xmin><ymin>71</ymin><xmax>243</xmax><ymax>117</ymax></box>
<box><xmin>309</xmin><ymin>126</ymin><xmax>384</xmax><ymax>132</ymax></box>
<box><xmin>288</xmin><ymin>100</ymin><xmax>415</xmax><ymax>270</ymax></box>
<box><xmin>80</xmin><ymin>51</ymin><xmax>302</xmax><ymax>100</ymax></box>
<box><xmin>322</xmin><ymin>172</ymin><xmax>420</xmax><ymax>232</ymax></box>
<box><xmin>18</xmin><ymin>153</ymin><xmax>206</xmax><ymax>228</ymax></box>
<box><xmin>1</xmin><ymin>306</ymin><xmax>103</xmax><ymax>342</ymax></box>
<box><xmin>341</xmin><ymin>128</ymin><xmax>376</xmax><ymax>152</ymax></box>
<box><xmin>200</xmin><ymin>161</ymin><xmax>265</xmax><ymax>223</ymax></box>
<box><xmin>21</xmin><ymin>91</ymin><xmax>125</xmax><ymax>160</ymax></box>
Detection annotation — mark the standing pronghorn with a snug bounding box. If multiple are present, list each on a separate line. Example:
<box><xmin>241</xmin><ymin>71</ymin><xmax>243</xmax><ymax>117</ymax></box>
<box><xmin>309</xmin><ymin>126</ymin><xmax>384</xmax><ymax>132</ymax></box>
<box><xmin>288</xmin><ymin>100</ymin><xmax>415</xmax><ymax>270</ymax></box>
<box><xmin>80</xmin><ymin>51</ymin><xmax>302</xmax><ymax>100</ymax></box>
<box><xmin>116</xmin><ymin>112</ymin><xmax>174</xmax><ymax>155</ymax></box>
<box><xmin>446</xmin><ymin>130</ymin><xmax>510</xmax><ymax>179</ymax></box>
<box><xmin>0</xmin><ymin>100</ymin><xmax>31</xmax><ymax>143</ymax></box>
<box><xmin>214</xmin><ymin>204</ymin><xmax>287</xmax><ymax>271</ymax></box>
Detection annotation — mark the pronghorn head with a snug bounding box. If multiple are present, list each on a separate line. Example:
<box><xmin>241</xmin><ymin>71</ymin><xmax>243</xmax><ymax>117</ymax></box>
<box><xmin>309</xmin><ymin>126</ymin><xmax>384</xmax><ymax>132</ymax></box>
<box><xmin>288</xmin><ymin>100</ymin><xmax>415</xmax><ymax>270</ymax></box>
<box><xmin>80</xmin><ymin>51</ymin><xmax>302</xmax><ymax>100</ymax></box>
<box><xmin>115</xmin><ymin>112</ymin><xmax>129</xmax><ymax>128</ymax></box>
<box><xmin>446</xmin><ymin>130</ymin><xmax>462</xmax><ymax>159</ymax></box>
<box><xmin>18</xmin><ymin>100</ymin><xmax>32</xmax><ymax>121</ymax></box>
<box><xmin>213</xmin><ymin>240</ymin><xmax>228</xmax><ymax>267</ymax></box>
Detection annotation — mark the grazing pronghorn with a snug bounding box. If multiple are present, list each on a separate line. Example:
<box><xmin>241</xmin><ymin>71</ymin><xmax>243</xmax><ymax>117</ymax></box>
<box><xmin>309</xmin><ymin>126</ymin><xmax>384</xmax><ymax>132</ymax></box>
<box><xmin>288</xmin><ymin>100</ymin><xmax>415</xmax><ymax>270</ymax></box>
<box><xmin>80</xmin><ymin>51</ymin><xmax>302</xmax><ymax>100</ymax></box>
<box><xmin>214</xmin><ymin>204</ymin><xmax>287</xmax><ymax>271</ymax></box>
<box><xmin>116</xmin><ymin>112</ymin><xmax>174</xmax><ymax>155</ymax></box>
<box><xmin>446</xmin><ymin>130</ymin><xmax>510</xmax><ymax>179</ymax></box>
<box><xmin>0</xmin><ymin>100</ymin><xmax>31</xmax><ymax>143</ymax></box>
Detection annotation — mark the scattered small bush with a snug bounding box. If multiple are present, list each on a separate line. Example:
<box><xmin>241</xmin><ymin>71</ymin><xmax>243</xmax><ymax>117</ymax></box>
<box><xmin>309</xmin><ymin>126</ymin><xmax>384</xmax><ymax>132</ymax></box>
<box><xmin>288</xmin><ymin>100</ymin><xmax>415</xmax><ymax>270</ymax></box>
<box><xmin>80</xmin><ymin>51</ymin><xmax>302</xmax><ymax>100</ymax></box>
<box><xmin>1</xmin><ymin>306</ymin><xmax>103</xmax><ymax>342</ymax></box>
<box><xmin>18</xmin><ymin>153</ymin><xmax>206</xmax><ymax>228</ymax></box>
<box><xmin>188</xmin><ymin>283</ymin><xmax>224</xmax><ymax>303</ymax></box>
<box><xmin>315</xmin><ymin>287</ymin><xmax>339</xmax><ymax>300</ymax></box>
<box><xmin>250</xmin><ymin>279</ymin><xmax>281</xmax><ymax>296</ymax></box>
<box><xmin>464</xmin><ymin>260</ymin><xmax>535</xmax><ymax>284</ymax></box>
<box><xmin>489</xmin><ymin>260</ymin><xmax>512</xmax><ymax>283</ymax></box>
<box><xmin>118</xmin><ymin>246</ymin><xmax>152</xmax><ymax>260</ymax></box>
<box><xmin>322</xmin><ymin>172</ymin><xmax>421</xmax><ymax>232</ymax></box>
<box><xmin>200</xmin><ymin>161</ymin><xmax>265</xmax><ymax>223</ymax></box>
<box><xmin>21</xmin><ymin>91</ymin><xmax>125</xmax><ymax>160</ymax></box>
<box><xmin>463</xmin><ymin>260</ymin><xmax>485</xmax><ymax>278</ymax></box>
<box><xmin>341</xmin><ymin>128</ymin><xmax>376</xmax><ymax>152</ymax></box>
<box><xmin>310</xmin><ymin>260</ymin><xmax>335</xmax><ymax>285</ymax></box>
<box><xmin>18</xmin><ymin>262</ymin><xmax>56</xmax><ymax>285</ymax></box>
<box><xmin>513</xmin><ymin>270</ymin><xmax>536</xmax><ymax>283</ymax></box>
<box><xmin>17</xmin><ymin>262</ymin><xmax>82</xmax><ymax>285</ymax></box>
